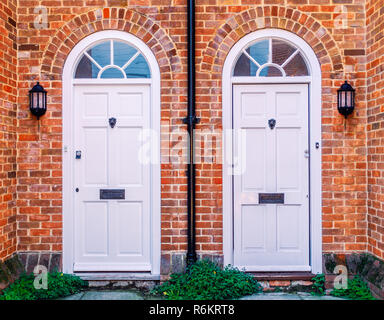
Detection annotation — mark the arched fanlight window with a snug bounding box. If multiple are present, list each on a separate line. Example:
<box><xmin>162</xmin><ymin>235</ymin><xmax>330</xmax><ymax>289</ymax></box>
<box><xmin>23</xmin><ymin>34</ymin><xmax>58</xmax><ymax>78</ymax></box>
<box><xmin>233</xmin><ymin>38</ymin><xmax>309</xmax><ymax>77</ymax></box>
<box><xmin>74</xmin><ymin>40</ymin><xmax>151</xmax><ymax>79</ymax></box>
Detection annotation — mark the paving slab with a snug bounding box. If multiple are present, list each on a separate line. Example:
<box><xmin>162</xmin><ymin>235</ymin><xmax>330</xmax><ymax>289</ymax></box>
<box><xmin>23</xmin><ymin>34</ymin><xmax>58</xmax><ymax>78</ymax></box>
<box><xmin>80</xmin><ymin>290</ymin><xmax>144</xmax><ymax>300</ymax></box>
<box><xmin>240</xmin><ymin>293</ymin><xmax>302</xmax><ymax>300</ymax></box>
<box><xmin>59</xmin><ymin>292</ymin><xmax>86</xmax><ymax>300</ymax></box>
<box><xmin>60</xmin><ymin>290</ymin><xmax>347</xmax><ymax>300</ymax></box>
<box><xmin>240</xmin><ymin>292</ymin><xmax>346</xmax><ymax>300</ymax></box>
<box><xmin>299</xmin><ymin>295</ymin><xmax>346</xmax><ymax>300</ymax></box>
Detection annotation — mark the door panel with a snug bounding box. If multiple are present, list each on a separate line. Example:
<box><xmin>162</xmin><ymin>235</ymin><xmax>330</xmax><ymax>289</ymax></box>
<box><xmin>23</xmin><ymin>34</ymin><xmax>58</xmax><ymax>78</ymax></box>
<box><xmin>233</xmin><ymin>84</ymin><xmax>310</xmax><ymax>271</ymax></box>
<box><xmin>73</xmin><ymin>84</ymin><xmax>151</xmax><ymax>272</ymax></box>
<box><xmin>116</xmin><ymin>202</ymin><xmax>143</xmax><ymax>255</ymax></box>
<box><xmin>242</xmin><ymin>129</ymin><xmax>266</xmax><ymax>191</ymax></box>
<box><xmin>277</xmin><ymin>205</ymin><xmax>301</xmax><ymax>251</ymax></box>
<box><xmin>83</xmin><ymin>128</ymin><xmax>108</xmax><ymax>185</ymax></box>
<box><xmin>117</xmin><ymin>127</ymin><xmax>143</xmax><ymax>185</ymax></box>
<box><xmin>241</xmin><ymin>205</ymin><xmax>266</xmax><ymax>252</ymax></box>
<box><xmin>83</xmin><ymin>93</ymin><xmax>108</xmax><ymax>118</ymax></box>
<box><xmin>276</xmin><ymin>128</ymin><xmax>300</xmax><ymax>190</ymax></box>
<box><xmin>83</xmin><ymin>202</ymin><xmax>108</xmax><ymax>255</ymax></box>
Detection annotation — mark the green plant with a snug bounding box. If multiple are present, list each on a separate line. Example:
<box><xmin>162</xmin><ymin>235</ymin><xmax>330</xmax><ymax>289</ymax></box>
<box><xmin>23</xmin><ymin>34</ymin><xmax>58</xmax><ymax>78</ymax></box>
<box><xmin>152</xmin><ymin>259</ymin><xmax>262</xmax><ymax>300</ymax></box>
<box><xmin>330</xmin><ymin>276</ymin><xmax>375</xmax><ymax>300</ymax></box>
<box><xmin>311</xmin><ymin>274</ymin><xmax>325</xmax><ymax>296</ymax></box>
<box><xmin>0</xmin><ymin>271</ymin><xmax>88</xmax><ymax>300</ymax></box>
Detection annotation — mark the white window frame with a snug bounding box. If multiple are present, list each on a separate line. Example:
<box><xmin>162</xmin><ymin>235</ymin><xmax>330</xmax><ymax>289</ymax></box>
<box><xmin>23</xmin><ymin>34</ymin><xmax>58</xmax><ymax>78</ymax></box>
<box><xmin>75</xmin><ymin>39</ymin><xmax>152</xmax><ymax>80</ymax></box>
<box><xmin>222</xmin><ymin>29</ymin><xmax>322</xmax><ymax>274</ymax></box>
<box><xmin>62</xmin><ymin>30</ymin><xmax>161</xmax><ymax>275</ymax></box>
<box><xmin>234</xmin><ymin>36</ymin><xmax>309</xmax><ymax>78</ymax></box>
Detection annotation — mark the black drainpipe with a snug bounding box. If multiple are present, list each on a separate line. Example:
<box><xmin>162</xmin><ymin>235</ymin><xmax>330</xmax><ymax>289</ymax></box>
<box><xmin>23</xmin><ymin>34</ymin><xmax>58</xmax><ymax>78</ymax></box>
<box><xmin>184</xmin><ymin>0</ymin><xmax>199</xmax><ymax>267</ymax></box>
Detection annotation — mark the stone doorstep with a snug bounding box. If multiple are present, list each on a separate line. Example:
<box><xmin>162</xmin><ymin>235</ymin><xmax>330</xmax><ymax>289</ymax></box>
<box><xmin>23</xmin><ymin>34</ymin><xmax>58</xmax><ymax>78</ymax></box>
<box><xmin>79</xmin><ymin>272</ymin><xmax>316</xmax><ymax>293</ymax></box>
<box><xmin>249</xmin><ymin>272</ymin><xmax>316</xmax><ymax>282</ymax></box>
<box><xmin>247</xmin><ymin>273</ymin><xmax>316</xmax><ymax>292</ymax></box>
<box><xmin>74</xmin><ymin>273</ymin><xmax>161</xmax><ymax>291</ymax></box>
<box><xmin>76</xmin><ymin>272</ymin><xmax>161</xmax><ymax>281</ymax></box>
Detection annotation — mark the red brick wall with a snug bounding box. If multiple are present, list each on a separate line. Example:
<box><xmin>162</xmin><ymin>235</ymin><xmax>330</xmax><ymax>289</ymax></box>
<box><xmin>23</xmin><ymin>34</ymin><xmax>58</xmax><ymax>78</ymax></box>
<box><xmin>366</xmin><ymin>0</ymin><xmax>384</xmax><ymax>260</ymax></box>
<box><xmin>16</xmin><ymin>5</ymin><xmax>185</xmax><ymax>255</ymax></box>
<box><xmin>0</xmin><ymin>0</ymin><xmax>17</xmax><ymax>262</ymax></box>
<box><xmin>196</xmin><ymin>3</ymin><xmax>368</xmax><ymax>254</ymax></box>
<box><xmin>8</xmin><ymin>1</ymin><xmax>371</xmax><ymax>262</ymax></box>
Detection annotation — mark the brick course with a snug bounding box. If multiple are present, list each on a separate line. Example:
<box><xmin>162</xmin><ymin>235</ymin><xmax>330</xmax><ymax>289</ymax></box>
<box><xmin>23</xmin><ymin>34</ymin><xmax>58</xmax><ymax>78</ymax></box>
<box><xmin>0</xmin><ymin>0</ymin><xmax>381</xmax><ymax>273</ymax></box>
<box><xmin>0</xmin><ymin>0</ymin><xmax>17</xmax><ymax>261</ymax></box>
<box><xmin>366</xmin><ymin>0</ymin><xmax>384</xmax><ymax>260</ymax></box>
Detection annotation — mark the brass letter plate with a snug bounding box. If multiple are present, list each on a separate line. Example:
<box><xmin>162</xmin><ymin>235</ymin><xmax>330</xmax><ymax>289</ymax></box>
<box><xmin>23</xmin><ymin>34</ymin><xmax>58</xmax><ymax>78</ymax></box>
<box><xmin>100</xmin><ymin>189</ymin><xmax>125</xmax><ymax>200</ymax></box>
<box><xmin>259</xmin><ymin>193</ymin><xmax>284</xmax><ymax>204</ymax></box>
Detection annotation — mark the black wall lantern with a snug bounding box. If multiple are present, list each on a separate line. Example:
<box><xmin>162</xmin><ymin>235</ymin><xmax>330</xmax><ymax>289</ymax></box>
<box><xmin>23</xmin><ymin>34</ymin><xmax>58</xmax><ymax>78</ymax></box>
<box><xmin>29</xmin><ymin>82</ymin><xmax>47</xmax><ymax>120</ymax></box>
<box><xmin>337</xmin><ymin>81</ymin><xmax>355</xmax><ymax>118</ymax></box>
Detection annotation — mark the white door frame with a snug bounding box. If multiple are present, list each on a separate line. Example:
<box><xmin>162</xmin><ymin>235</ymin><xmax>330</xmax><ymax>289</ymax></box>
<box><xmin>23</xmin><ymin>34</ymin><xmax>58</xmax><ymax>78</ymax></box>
<box><xmin>222</xmin><ymin>29</ymin><xmax>322</xmax><ymax>274</ymax></box>
<box><xmin>62</xmin><ymin>30</ymin><xmax>161</xmax><ymax>275</ymax></box>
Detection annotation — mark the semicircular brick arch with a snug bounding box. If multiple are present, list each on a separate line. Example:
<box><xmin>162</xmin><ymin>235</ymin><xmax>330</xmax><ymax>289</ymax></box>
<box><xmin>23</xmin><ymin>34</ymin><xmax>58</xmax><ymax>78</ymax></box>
<box><xmin>40</xmin><ymin>7</ymin><xmax>181</xmax><ymax>80</ymax></box>
<box><xmin>200</xmin><ymin>6</ymin><xmax>343</xmax><ymax>76</ymax></box>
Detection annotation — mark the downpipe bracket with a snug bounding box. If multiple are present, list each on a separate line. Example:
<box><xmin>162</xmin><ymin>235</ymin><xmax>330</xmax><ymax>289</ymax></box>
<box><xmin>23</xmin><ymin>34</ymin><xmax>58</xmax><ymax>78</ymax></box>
<box><xmin>183</xmin><ymin>115</ymin><xmax>200</xmax><ymax>127</ymax></box>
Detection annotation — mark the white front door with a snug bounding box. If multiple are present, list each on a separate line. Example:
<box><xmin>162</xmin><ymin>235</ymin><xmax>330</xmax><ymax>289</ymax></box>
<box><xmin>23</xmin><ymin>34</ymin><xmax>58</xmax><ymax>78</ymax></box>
<box><xmin>233</xmin><ymin>84</ymin><xmax>310</xmax><ymax>271</ymax></box>
<box><xmin>73</xmin><ymin>84</ymin><xmax>151</xmax><ymax>272</ymax></box>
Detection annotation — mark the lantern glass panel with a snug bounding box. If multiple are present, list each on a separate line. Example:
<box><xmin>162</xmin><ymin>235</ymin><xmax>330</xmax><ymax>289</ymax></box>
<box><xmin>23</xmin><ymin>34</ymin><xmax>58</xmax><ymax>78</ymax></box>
<box><xmin>347</xmin><ymin>91</ymin><xmax>352</xmax><ymax>106</ymax></box>
<box><xmin>32</xmin><ymin>92</ymin><xmax>42</xmax><ymax>108</ymax></box>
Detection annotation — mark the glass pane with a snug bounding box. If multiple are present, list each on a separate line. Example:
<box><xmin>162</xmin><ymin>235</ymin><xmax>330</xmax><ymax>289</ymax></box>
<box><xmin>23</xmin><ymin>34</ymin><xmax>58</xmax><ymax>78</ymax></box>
<box><xmin>75</xmin><ymin>55</ymin><xmax>93</xmax><ymax>78</ymax></box>
<box><xmin>259</xmin><ymin>66</ymin><xmax>283</xmax><ymax>77</ymax></box>
<box><xmin>125</xmin><ymin>54</ymin><xmax>151</xmax><ymax>78</ymax></box>
<box><xmin>233</xmin><ymin>53</ymin><xmax>257</xmax><ymax>76</ymax></box>
<box><xmin>113</xmin><ymin>41</ymin><xmax>137</xmax><ymax>68</ymax></box>
<box><xmin>284</xmin><ymin>53</ymin><xmax>309</xmax><ymax>76</ymax></box>
<box><xmin>272</xmin><ymin>39</ymin><xmax>296</xmax><ymax>65</ymax></box>
<box><xmin>86</xmin><ymin>41</ymin><xmax>110</xmax><ymax>69</ymax></box>
<box><xmin>347</xmin><ymin>91</ymin><xmax>352</xmax><ymax>106</ymax></box>
<box><xmin>100</xmin><ymin>67</ymin><xmax>125</xmax><ymax>79</ymax></box>
<box><xmin>246</xmin><ymin>40</ymin><xmax>269</xmax><ymax>66</ymax></box>
<box><xmin>32</xmin><ymin>92</ymin><xmax>44</xmax><ymax>107</ymax></box>
<box><xmin>74</xmin><ymin>40</ymin><xmax>151</xmax><ymax>79</ymax></box>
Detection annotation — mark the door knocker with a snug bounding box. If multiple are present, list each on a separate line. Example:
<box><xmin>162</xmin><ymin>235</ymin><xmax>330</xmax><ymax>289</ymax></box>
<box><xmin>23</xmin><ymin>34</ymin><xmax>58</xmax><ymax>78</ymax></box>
<box><xmin>268</xmin><ymin>118</ymin><xmax>276</xmax><ymax>130</ymax></box>
<box><xmin>109</xmin><ymin>117</ymin><xmax>117</xmax><ymax>128</ymax></box>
